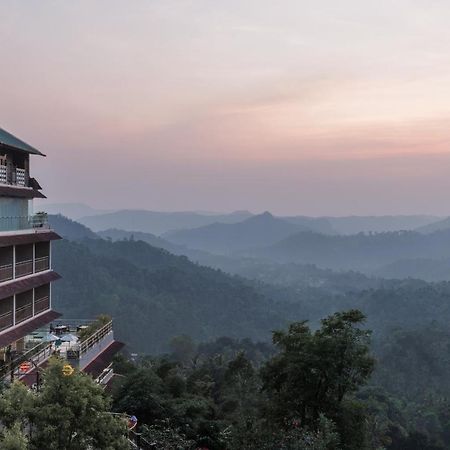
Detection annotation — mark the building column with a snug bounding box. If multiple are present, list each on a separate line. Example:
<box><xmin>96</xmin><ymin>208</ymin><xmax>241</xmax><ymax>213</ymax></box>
<box><xmin>12</xmin><ymin>294</ymin><xmax>15</xmax><ymax>326</ymax></box>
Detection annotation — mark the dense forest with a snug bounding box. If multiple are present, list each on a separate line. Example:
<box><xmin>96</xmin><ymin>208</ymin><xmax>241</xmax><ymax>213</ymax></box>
<box><xmin>45</xmin><ymin>214</ymin><xmax>450</xmax><ymax>448</ymax></box>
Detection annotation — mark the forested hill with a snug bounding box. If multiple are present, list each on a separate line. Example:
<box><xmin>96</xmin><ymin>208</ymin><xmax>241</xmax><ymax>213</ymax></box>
<box><xmin>51</xmin><ymin>238</ymin><xmax>285</xmax><ymax>353</ymax></box>
<box><xmin>48</xmin><ymin>214</ymin><xmax>98</xmax><ymax>240</ymax></box>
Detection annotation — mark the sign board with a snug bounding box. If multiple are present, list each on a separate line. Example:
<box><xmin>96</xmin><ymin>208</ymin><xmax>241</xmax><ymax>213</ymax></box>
<box><xmin>62</xmin><ymin>364</ymin><xmax>74</xmax><ymax>376</ymax></box>
<box><xmin>19</xmin><ymin>361</ymin><xmax>32</xmax><ymax>373</ymax></box>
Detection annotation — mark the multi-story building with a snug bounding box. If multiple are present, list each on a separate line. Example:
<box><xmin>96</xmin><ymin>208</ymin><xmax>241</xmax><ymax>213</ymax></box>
<box><xmin>0</xmin><ymin>127</ymin><xmax>123</xmax><ymax>387</ymax></box>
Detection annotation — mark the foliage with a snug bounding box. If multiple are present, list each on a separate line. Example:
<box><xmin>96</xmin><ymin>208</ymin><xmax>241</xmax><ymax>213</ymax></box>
<box><xmin>77</xmin><ymin>314</ymin><xmax>111</xmax><ymax>341</ymax></box>
<box><xmin>0</xmin><ymin>358</ymin><xmax>128</xmax><ymax>450</ymax></box>
<box><xmin>113</xmin><ymin>311</ymin><xmax>374</xmax><ymax>449</ymax></box>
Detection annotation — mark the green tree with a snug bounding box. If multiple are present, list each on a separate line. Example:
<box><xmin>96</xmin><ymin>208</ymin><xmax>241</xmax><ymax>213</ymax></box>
<box><xmin>31</xmin><ymin>358</ymin><xmax>128</xmax><ymax>450</ymax></box>
<box><xmin>261</xmin><ymin>310</ymin><xmax>374</xmax><ymax>444</ymax></box>
<box><xmin>0</xmin><ymin>423</ymin><xmax>28</xmax><ymax>450</ymax></box>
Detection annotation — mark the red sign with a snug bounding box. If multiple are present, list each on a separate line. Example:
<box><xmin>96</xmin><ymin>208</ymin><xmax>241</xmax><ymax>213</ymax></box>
<box><xmin>19</xmin><ymin>362</ymin><xmax>32</xmax><ymax>373</ymax></box>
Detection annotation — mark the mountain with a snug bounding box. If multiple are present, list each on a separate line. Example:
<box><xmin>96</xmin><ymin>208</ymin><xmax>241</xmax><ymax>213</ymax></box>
<box><xmin>323</xmin><ymin>215</ymin><xmax>440</xmax><ymax>235</ymax></box>
<box><xmin>243</xmin><ymin>229</ymin><xmax>450</xmax><ymax>272</ymax></box>
<box><xmin>415</xmin><ymin>216</ymin><xmax>450</xmax><ymax>234</ymax></box>
<box><xmin>51</xmin><ymin>237</ymin><xmax>285</xmax><ymax>354</ymax></box>
<box><xmin>37</xmin><ymin>202</ymin><xmax>112</xmax><ymax>220</ymax></box>
<box><xmin>164</xmin><ymin>212</ymin><xmax>312</xmax><ymax>254</ymax></box>
<box><xmin>79</xmin><ymin>210</ymin><xmax>253</xmax><ymax>234</ymax></box>
<box><xmin>48</xmin><ymin>214</ymin><xmax>98</xmax><ymax>240</ymax></box>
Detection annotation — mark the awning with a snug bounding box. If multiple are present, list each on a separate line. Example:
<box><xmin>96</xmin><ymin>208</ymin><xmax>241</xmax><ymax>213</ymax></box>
<box><xmin>0</xmin><ymin>185</ymin><xmax>46</xmax><ymax>199</ymax></box>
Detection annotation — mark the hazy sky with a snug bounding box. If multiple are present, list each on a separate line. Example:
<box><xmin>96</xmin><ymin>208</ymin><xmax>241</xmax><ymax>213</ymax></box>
<box><xmin>2</xmin><ymin>0</ymin><xmax>450</xmax><ymax>215</ymax></box>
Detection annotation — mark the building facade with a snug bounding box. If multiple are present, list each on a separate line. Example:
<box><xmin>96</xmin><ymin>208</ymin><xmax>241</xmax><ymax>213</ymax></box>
<box><xmin>0</xmin><ymin>127</ymin><xmax>122</xmax><ymax>387</ymax></box>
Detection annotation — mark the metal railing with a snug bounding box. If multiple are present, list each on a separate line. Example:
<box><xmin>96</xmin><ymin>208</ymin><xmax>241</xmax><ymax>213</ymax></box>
<box><xmin>34</xmin><ymin>256</ymin><xmax>49</xmax><ymax>272</ymax></box>
<box><xmin>79</xmin><ymin>321</ymin><xmax>113</xmax><ymax>356</ymax></box>
<box><xmin>34</xmin><ymin>295</ymin><xmax>49</xmax><ymax>314</ymax></box>
<box><xmin>0</xmin><ymin>214</ymin><xmax>49</xmax><ymax>232</ymax></box>
<box><xmin>0</xmin><ymin>310</ymin><xmax>12</xmax><ymax>331</ymax></box>
<box><xmin>96</xmin><ymin>363</ymin><xmax>114</xmax><ymax>386</ymax></box>
<box><xmin>15</xmin><ymin>259</ymin><xmax>33</xmax><ymax>278</ymax></box>
<box><xmin>15</xmin><ymin>303</ymin><xmax>32</xmax><ymax>324</ymax></box>
<box><xmin>0</xmin><ymin>263</ymin><xmax>13</xmax><ymax>282</ymax></box>
<box><xmin>0</xmin><ymin>341</ymin><xmax>50</xmax><ymax>380</ymax></box>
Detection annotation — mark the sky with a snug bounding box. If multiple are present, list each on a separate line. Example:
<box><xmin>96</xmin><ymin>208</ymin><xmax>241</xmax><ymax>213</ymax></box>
<box><xmin>1</xmin><ymin>0</ymin><xmax>450</xmax><ymax>215</ymax></box>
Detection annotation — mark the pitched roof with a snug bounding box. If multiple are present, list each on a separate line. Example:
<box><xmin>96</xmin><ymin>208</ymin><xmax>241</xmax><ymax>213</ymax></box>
<box><xmin>0</xmin><ymin>128</ymin><xmax>45</xmax><ymax>156</ymax></box>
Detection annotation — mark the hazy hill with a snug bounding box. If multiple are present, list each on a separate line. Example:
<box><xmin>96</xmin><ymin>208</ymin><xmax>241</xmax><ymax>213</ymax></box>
<box><xmin>243</xmin><ymin>229</ymin><xmax>450</xmax><ymax>272</ymax></box>
<box><xmin>48</xmin><ymin>214</ymin><xmax>98</xmax><ymax>240</ymax></box>
<box><xmin>79</xmin><ymin>209</ymin><xmax>253</xmax><ymax>234</ymax></box>
<box><xmin>415</xmin><ymin>216</ymin><xmax>450</xmax><ymax>234</ymax></box>
<box><xmin>164</xmin><ymin>212</ymin><xmax>314</xmax><ymax>254</ymax></box>
<box><xmin>323</xmin><ymin>215</ymin><xmax>440</xmax><ymax>235</ymax></box>
<box><xmin>52</xmin><ymin>237</ymin><xmax>285</xmax><ymax>353</ymax></box>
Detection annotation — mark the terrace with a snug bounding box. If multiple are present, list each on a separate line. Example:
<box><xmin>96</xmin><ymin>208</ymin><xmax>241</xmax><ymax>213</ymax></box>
<box><xmin>0</xmin><ymin>316</ymin><xmax>120</xmax><ymax>386</ymax></box>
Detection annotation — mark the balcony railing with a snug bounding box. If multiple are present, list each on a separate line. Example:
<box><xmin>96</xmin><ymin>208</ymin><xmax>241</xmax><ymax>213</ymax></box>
<box><xmin>15</xmin><ymin>260</ymin><xmax>33</xmax><ymax>278</ymax></box>
<box><xmin>15</xmin><ymin>304</ymin><xmax>33</xmax><ymax>324</ymax></box>
<box><xmin>79</xmin><ymin>321</ymin><xmax>113</xmax><ymax>356</ymax></box>
<box><xmin>15</xmin><ymin>168</ymin><xmax>26</xmax><ymax>187</ymax></box>
<box><xmin>0</xmin><ymin>263</ymin><xmax>13</xmax><ymax>282</ymax></box>
<box><xmin>0</xmin><ymin>310</ymin><xmax>13</xmax><ymax>331</ymax></box>
<box><xmin>0</xmin><ymin>214</ymin><xmax>49</xmax><ymax>232</ymax></box>
<box><xmin>0</xmin><ymin>166</ymin><xmax>7</xmax><ymax>184</ymax></box>
<box><xmin>34</xmin><ymin>256</ymin><xmax>49</xmax><ymax>273</ymax></box>
<box><xmin>0</xmin><ymin>165</ymin><xmax>28</xmax><ymax>188</ymax></box>
<box><xmin>34</xmin><ymin>296</ymin><xmax>49</xmax><ymax>314</ymax></box>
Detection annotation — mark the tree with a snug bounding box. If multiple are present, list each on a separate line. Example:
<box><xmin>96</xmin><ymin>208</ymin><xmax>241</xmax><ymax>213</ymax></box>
<box><xmin>0</xmin><ymin>358</ymin><xmax>128</xmax><ymax>450</ymax></box>
<box><xmin>261</xmin><ymin>310</ymin><xmax>375</xmax><ymax>440</ymax></box>
<box><xmin>0</xmin><ymin>423</ymin><xmax>28</xmax><ymax>450</ymax></box>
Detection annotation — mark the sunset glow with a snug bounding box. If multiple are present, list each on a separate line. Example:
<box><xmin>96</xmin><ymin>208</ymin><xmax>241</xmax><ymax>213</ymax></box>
<box><xmin>2</xmin><ymin>0</ymin><xmax>450</xmax><ymax>214</ymax></box>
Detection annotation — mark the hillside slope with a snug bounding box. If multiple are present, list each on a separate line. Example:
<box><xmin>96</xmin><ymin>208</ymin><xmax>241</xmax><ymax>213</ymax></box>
<box><xmin>51</xmin><ymin>238</ymin><xmax>284</xmax><ymax>353</ymax></box>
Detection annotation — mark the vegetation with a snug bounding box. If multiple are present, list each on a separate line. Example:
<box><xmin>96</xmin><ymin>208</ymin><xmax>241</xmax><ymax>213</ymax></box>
<box><xmin>0</xmin><ymin>358</ymin><xmax>128</xmax><ymax>450</ymax></box>
<box><xmin>112</xmin><ymin>310</ymin><xmax>374</xmax><ymax>449</ymax></box>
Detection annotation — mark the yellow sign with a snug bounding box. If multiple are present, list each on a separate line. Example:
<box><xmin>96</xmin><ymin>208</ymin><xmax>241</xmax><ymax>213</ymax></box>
<box><xmin>62</xmin><ymin>364</ymin><xmax>74</xmax><ymax>376</ymax></box>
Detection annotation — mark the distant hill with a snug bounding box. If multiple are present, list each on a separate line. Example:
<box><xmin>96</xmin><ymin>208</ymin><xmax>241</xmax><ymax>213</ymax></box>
<box><xmin>164</xmin><ymin>212</ymin><xmax>313</xmax><ymax>254</ymax></box>
<box><xmin>48</xmin><ymin>214</ymin><xmax>98</xmax><ymax>240</ymax></box>
<box><xmin>52</xmin><ymin>238</ymin><xmax>285</xmax><ymax>353</ymax></box>
<box><xmin>323</xmin><ymin>215</ymin><xmax>440</xmax><ymax>235</ymax></box>
<box><xmin>79</xmin><ymin>210</ymin><xmax>253</xmax><ymax>234</ymax></box>
<box><xmin>415</xmin><ymin>217</ymin><xmax>450</xmax><ymax>234</ymax></box>
<box><xmin>242</xmin><ymin>229</ymin><xmax>450</xmax><ymax>272</ymax></box>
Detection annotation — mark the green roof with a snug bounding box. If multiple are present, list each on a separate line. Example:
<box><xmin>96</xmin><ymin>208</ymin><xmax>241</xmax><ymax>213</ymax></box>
<box><xmin>0</xmin><ymin>128</ymin><xmax>45</xmax><ymax>156</ymax></box>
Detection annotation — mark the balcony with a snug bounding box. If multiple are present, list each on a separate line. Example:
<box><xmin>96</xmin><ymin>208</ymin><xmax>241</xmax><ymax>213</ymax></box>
<box><xmin>0</xmin><ymin>164</ymin><xmax>28</xmax><ymax>188</ymax></box>
<box><xmin>0</xmin><ymin>263</ymin><xmax>13</xmax><ymax>283</ymax></box>
<box><xmin>34</xmin><ymin>295</ymin><xmax>49</xmax><ymax>315</ymax></box>
<box><xmin>0</xmin><ymin>213</ymin><xmax>49</xmax><ymax>233</ymax></box>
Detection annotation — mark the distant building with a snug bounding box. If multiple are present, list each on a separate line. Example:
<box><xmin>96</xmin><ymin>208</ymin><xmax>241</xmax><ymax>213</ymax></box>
<box><xmin>0</xmin><ymin>127</ymin><xmax>123</xmax><ymax>387</ymax></box>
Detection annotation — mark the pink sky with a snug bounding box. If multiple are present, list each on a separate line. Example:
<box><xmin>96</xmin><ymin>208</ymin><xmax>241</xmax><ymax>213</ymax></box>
<box><xmin>1</xmin><ymin>0</ymin><xmax>450</xmax><ymax>215</ymax></box>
